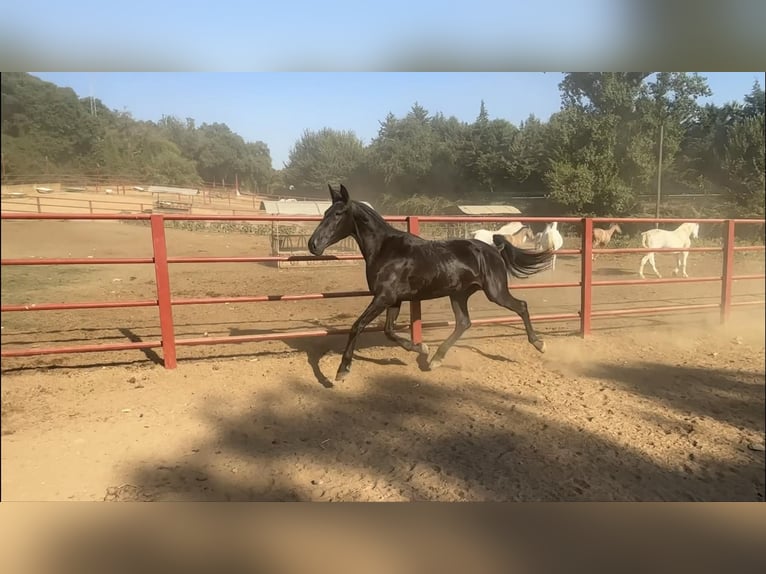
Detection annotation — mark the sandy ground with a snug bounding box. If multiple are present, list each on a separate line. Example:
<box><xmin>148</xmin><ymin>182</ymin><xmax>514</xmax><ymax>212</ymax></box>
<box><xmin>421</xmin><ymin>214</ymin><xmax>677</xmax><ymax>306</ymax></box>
<box><xmin>1</xmin><ymin>220</ymin><xmax>764</xmax><ymax>501</ymax></box>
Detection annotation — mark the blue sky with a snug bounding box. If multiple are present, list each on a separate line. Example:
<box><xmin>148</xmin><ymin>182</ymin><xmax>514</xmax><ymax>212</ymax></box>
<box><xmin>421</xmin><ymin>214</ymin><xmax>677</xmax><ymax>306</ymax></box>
<box><xmin>7</xmin><ymin>1</ymin><xmax>633</xmax><ymax>70</ymax></box>
<box><xmin>4</xmin><ymin>1</ymin><xmax>763</xmax><ymax>72</ymax></box>
<box><xmin>32</xmin><ymin>72</ymin><xmax>763</xmax><ymax>169</ymax></box>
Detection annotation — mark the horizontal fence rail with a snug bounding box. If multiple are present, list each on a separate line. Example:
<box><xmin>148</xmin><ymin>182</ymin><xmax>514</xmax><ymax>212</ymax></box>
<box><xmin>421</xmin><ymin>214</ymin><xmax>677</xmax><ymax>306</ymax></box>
<box><xmin>1</xmin><ymin>212</ymin><xmax>764</xmax><ymax>368</ymax></box>
<box><xmin>0</xmin><ymin>192</ymin><xmax>275</xmax><ymax>216</ymax></box>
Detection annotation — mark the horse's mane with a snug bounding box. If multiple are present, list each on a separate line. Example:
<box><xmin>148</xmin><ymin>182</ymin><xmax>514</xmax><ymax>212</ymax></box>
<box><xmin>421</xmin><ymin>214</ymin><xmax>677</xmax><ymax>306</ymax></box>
<box><xmin>352</xmin><ymin>200</ymin><xmax>396</xmax><ymax>231</ymax></box>
<box><xmin>676</xmin><ymin>221</ymin><xmax>698</xmax><ymax>233</ymax></box>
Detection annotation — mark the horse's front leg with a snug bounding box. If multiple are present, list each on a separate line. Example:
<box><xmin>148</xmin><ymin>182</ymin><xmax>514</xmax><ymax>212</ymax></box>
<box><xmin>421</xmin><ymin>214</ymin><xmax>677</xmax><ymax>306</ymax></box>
<box><xmin>672</xmin><ymin>252</ymin><xmax>687</xmax><ymax>277</ymax></box>
<box><xmin>336</xmin><ymin>296</ymin><xmax>389</xmax><ymax>382</ymax></box>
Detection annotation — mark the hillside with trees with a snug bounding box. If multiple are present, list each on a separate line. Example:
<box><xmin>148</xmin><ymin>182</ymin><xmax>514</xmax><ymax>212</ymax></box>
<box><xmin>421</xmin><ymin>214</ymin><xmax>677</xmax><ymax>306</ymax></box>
<box><xmin>1</xmin><ymin>72</ymin><xmax>763</xmax><ymax>217</ymax></box>
<box><xmin>1</xmin><ymin>72</ymin><xmax>273</xmax><ymax>193</ymax></box>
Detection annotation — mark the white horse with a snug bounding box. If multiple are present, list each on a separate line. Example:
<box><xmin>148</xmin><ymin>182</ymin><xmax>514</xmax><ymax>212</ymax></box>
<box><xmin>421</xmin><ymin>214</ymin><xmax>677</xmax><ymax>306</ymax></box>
<box><xmin>535</xmin><ymin>222</ymin><xmax>564</xmax><ymax>272</ymax></box>
<box><xmin>472</xmin><ymin>225</ymin><xmax>535</xmax><ymax>248</ymax></box>
<box><xmin>472</xmin><ymin>221</ymin><xmax>527</xmax><ymax>245</ymax></box>
<box><xmin>496</xmin><ymin>221</ymin><xmax>523</xmax><ymax>236</ymax></box>
<box><xmin>639</xmin><ymin>222</ymin><xmax>700</xmax><ymax>279</ymax></box>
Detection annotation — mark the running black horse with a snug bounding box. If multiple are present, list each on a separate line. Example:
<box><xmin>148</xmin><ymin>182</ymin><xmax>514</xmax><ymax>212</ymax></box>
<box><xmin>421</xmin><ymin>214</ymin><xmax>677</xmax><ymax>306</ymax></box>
<box><xmin>308</xmin><ymin>184</ymin><xmax>555</xmax><ymax>382</ymax></box>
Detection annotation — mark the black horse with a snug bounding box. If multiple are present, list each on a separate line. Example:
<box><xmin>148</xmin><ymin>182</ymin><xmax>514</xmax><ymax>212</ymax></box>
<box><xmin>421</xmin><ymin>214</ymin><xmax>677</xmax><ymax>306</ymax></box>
<box><xmin>308</xmin><ymin>184</ymin><xmax>555</xmax><ymax>382</ymax></box>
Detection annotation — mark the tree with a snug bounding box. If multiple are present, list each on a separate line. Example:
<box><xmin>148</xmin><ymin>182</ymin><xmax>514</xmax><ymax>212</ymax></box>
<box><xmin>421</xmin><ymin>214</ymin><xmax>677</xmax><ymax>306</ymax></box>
<box><xmin>282</xmin><ymin>128</ymin><xmax>366</xmax><ymax>193</ymax></box>
<box><xmin>427</xmin><ymin>112</ymin><xmax>470</xmax><ymax>196</ymax></box>
<box><xmin>544</xmin><ymin>75</ymin><xmax>640</xmax><ymax>214</ymax></box>
<box><xmin>242</xmin><ymin>141</ymin><xmax>274</xmax><ymax>193</ymax></box>
<box><xmin>743</xmin><ymin>79</ymin><xmax>765</xmax><ymax>117</ymax></box>
<box><xmin>158</xmin><ymin>115</ymin><xmax>201</xmax><ymax>161</ymax></box>
<box><xmin>1</xmin><ymin>72</ymin><xmax>105</xmax><ymax>175</ymax></box>
<box><xmin>720</xmin><ymin>114</ymin><xmax>765</xmax><ymax>216</ymax></box>
<box><xmin>366</xmin><ymin>103</ymin><xmax>439</xmax><ymax>194</ymax></box>
<box><xmin>544</xmin><ymin>72</ymin><xmax>711</xmax><ymax>215</ymax></box>
<box><xmin>460</xmin><ymin>101</ymin><xmax>519</xmax><ymax>194</ymax></box>
<box><xmin>673</xmin><ymin>80</ymin><xmax>764</xmax><ymax>216</ymax></box>
<box><xmin>3</xmin><ymin>71</ymin><xmax>761</xmax><ymax>219</ymax></box>
<box><xmin>0</xmin><ymin>74</ymin><xmax>273</xmax><ymax>188</ymax></box>
<box><xmin>641</xmin><ymin>72</ymin><xmax>711</xmax><ymax>185</ymax></box>
<box><xmin>507</xmin><ymin>114</ymin><xmax>547</xmax><ymax>191</ymax></box>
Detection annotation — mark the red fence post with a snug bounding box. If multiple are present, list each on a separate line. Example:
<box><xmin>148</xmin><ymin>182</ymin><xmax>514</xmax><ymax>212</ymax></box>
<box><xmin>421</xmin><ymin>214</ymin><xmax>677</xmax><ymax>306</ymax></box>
<box><xmin>720</xmin><ymin>219</ymin><xmax>736</xmax><ymax>323</ymax></box>
<box><xmin>407</xmin><ymin>216</ymin><xmax>423</xmax><ymax>345</ymax></box>
<box><xmin>580</xmin><ymin>217</ymin><xmax>593</xmax><ymax>337</ymax></box>
<box><xmin>150</xmin><ymin>214</ymin><xmax>177</xmax><ymax>369</ymax></box>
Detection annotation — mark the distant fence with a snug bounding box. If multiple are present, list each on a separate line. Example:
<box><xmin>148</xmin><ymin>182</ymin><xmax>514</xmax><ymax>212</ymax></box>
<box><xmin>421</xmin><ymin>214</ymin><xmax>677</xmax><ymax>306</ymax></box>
<box><xmin>0</xmin><ymin>193</ymin><xmax>267</xmax><ymax>216</ymax></box>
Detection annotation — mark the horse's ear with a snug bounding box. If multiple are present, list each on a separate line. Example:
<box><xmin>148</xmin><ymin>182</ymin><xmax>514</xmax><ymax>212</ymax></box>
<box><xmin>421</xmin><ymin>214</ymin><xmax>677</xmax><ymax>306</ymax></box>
<box><xmin>328</xmin><ymin>184</ymin><xmax>341</xmax><ymax>203</ymax></box>
<box><xmin>339</xmin><ymin>184</ymin><xmax>350</xmax><ymax>204</ymax></box>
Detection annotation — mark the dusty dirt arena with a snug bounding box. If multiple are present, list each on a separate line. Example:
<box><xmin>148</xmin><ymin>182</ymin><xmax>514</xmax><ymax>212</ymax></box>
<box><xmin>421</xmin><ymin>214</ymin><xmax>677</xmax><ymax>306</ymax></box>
<box><xmin>2</xmin><ymin>220</ymin><xmax>765</xmax><ymax>501</ymax></box>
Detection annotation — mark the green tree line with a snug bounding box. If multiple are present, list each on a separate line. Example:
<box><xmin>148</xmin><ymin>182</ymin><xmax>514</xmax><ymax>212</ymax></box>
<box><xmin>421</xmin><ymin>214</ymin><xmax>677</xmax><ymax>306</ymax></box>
<box><xmin>1</xmin><ymin>72</ymin><xmax>273</xmax><ymax>192</ymax></box>
<box><xmin>2</xmin><ymin>72</ymin><xmax>763</xmax><ymax>217</ymax></box>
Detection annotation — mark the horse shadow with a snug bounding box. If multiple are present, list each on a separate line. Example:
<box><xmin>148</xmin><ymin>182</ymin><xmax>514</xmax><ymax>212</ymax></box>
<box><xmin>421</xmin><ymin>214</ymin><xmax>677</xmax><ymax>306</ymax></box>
<box><xmin>115</xmin><ymin>318</ymin><xmax>529</xmax><ymax>388</ymax></box>
<box><xmin>593</xmin><ymin>266</ymin><xmax>636</xmax><ymax>277</ymax></box>
<box><xmin>119</xmin><ymin>319</ymin><xmax>438</xmax><ymax>388</ymax></box>
<box><xmin>228</xmin><ymin>322</ymin><xmax>414</xmax><ymax>388</ymax></box>
<box><xmin>227</xmin><ymin>309</ymin><xmax>550</xmax><ymax>387</ymax></box>
<box><xmin>453</xmin><ymin>344</ymin><xmax>518</xmax><ymax>364</ymax></box>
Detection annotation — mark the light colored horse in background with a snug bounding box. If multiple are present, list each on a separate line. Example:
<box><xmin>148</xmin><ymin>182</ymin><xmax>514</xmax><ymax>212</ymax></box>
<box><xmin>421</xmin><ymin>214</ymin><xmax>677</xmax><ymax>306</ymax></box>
<box><xmin>592</xmin><ymin>223</ymin><xmax>622</xmax><ymax>261</ymax></box>
<box><xmin>639</xmin><ymin>222</ymin><xmax>700</xmax><ymax>279</ymax></box>
<box><xmin>472</xmin><ymin>222</ymin><xmax>535</xmax><ymax>248</ymax></box>
<box><xmin>535</xmin><ymin>222</ymin><xmax>564</xmax><ymax>272</ymax></box>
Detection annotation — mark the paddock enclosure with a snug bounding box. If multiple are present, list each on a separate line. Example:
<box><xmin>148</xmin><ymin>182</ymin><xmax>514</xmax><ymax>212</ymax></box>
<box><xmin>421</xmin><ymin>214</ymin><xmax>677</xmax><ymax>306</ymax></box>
<box><xmin>2</xmin><ymin>212</ymin><xmax>764</xmax><ymax>501</ymax></box>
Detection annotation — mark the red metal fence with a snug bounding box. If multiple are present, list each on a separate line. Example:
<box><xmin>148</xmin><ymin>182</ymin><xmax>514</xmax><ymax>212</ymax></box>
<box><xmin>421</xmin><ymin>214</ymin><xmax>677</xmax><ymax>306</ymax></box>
<box><xmin>1</xmin><ymin>212</ymin><xmax>764</xmax><ymax>369</ymax></box>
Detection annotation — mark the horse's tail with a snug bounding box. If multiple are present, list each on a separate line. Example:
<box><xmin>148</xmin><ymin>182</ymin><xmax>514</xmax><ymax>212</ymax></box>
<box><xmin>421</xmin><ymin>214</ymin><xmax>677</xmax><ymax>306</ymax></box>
<box><xmin>544</xmin><ymin>231</ymin><xmax>556</xmax><ymax>251</ymax></box>
<box><xmin>492</xmin><ymin>234</ymin><xmax>554</xmax><ymax>279</ymax></box>
<box><xmin>640</xmin><ymin>230</ymin><xmax>649</xmax><ymax>249</ymax></box>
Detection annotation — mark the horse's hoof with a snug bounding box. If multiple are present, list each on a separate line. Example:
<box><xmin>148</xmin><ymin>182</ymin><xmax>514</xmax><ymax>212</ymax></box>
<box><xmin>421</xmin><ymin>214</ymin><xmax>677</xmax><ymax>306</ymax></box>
<box><xmin>428</xmin><ymin>358</ymin><xmax>442</xmax><ymax>370</ymax></box>
<box><xmin>335</xmin><ymin>368</ymin><xmax>349</xmax><ymax>382</ymax></box>
<box><xmin>533</xmin><ymin>340</ymin><xmax>546</xmax><ymax>353</ymax></box>
<box><xmin>418</xmin><ymin>343</ymin><xmax>430</xmax><ymax>356</ymax></box>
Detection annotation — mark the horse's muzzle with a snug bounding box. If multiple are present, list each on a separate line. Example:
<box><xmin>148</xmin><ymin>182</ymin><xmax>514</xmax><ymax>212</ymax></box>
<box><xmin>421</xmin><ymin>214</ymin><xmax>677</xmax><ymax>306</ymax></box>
<box><xmin>308</xmin><ymin>237</ymin><xmax>323</xmax><ymax>256</ymax></box>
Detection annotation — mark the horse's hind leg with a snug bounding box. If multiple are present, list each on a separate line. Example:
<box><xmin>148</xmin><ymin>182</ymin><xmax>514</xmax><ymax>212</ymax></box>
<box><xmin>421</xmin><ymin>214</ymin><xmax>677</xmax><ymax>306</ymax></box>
<box><xmin>650</xmin><ymin>253</ymin><xmax>662</xmax><ymax>277</ymax></box>
<box><xmin>428</xmin><ymin>293</ymin><xmax>472</xmax><ymax>370</ymax></box>
<box><xmin>384</xmin><ymin>304</ymin><xmax>429</xmax><ymax>356</ymax></box>
<box><xmin>639</xmin><ymin>254</ymin><xmax>649</xmax><ymax>278</ymax></box>
<box><xmin>485</xmin><ymin>280</ymin><xmax>545</xmax><ymax>353</ymax></box>
<box><xmin>680</xmin><ymin>251</ymin><xmax>690</xmax><ymax>277</ymax></box>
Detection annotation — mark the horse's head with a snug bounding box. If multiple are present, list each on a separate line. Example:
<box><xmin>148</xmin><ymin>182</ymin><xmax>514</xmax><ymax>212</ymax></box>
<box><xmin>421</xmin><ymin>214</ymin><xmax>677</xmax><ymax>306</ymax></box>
<box><xmin>687</xmin><ymin>222</ymin><xmax>700</xmax><ymax>239</ymax></box>
<box><xmin>518</xmin><ymin>226</ymin><xmax>535</xmax><ymax>242</ymax></box>
<box><xmin>308</xmin><ymin>184</ymin><xmax>355</xmax><ymax>256</ymax></box>
<box><xmin>612</xmin><ymin>223</ymin><xmax>623</xmax><ymax>234</ymax></box>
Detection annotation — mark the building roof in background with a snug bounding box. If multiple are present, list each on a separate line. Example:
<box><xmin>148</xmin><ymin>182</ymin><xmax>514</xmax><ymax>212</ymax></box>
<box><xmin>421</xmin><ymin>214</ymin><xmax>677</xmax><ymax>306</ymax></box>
<box><xmin>148</xmin><ymin>185</ymin><xmax>199</xmax><ymax>196</ymax></box>
<box><xmin>260</xmin><ymin>200</ymin><xmax>373</xmax><ymax>215</ymax></box>
<box><xmin>456</xmin><ymin>205</ymin><xmax>522</xmax><ymax>215</ymax></box>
